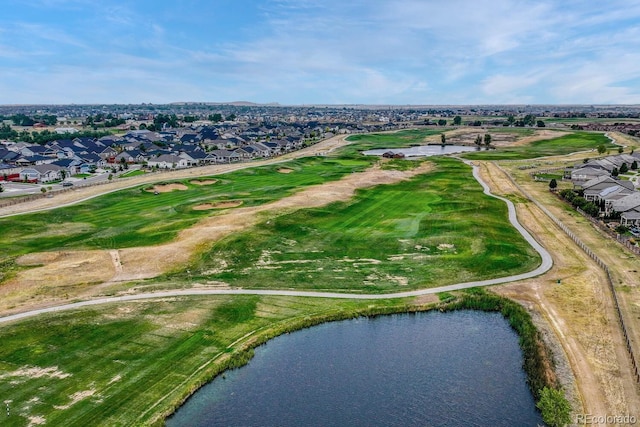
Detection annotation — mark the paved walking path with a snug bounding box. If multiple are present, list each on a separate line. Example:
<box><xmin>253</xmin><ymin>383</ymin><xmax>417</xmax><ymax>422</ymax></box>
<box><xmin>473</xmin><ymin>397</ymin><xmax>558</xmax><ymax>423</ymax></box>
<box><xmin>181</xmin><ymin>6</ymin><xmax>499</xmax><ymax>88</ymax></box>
<box><xmin>0</xmin><ymin>158</ymin><xmax>553</xmax><ymax>325</ymax></box>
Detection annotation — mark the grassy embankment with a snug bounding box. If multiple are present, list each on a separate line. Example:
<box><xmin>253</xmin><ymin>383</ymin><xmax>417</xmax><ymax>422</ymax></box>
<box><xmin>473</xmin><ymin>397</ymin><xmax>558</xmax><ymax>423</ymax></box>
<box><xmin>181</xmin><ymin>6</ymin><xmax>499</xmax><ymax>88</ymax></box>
<box><xmin>0</xmin><ymin>289</ymin><xmax>559</xmax><ymax>427</ymax></box>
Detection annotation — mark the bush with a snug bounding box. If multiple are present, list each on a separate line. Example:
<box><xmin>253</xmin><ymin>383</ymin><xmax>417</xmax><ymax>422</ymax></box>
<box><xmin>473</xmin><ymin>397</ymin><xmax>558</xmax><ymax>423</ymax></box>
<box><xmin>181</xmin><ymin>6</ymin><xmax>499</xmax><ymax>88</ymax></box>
<box><xmin>536</xmin><ymin>387</ymin><xmax>572</xmax><ymax>427</ymax></box>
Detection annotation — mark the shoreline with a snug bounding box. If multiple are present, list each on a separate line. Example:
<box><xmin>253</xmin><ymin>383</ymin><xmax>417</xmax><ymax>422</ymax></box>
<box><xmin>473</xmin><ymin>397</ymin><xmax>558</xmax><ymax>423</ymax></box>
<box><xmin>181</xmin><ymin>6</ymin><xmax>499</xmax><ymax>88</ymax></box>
<box><xmin>157</xmin><ymin>289</ymin><xmax>563</xmax><ymax>426</ymax></box>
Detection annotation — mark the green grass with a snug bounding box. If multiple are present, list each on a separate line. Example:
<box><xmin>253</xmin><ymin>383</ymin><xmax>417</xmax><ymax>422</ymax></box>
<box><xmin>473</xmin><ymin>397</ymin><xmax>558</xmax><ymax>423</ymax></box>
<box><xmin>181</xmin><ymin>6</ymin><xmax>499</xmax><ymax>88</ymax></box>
<box><xmin>0</xmin><ymin>156</ymin><xmax>375</xmax><ymax>258</ymax></box>
<box><xmin>118</xmin><ymin>169</ymin><xmax>146</xmax><ymax>178</ymax></box>
<box><xmin>170</xmin><ymin>157</ymin><xmax>540</xmax><ymax>293</ymax></box>
<box><xmin>0</xmin><ymin>128</ymin><xmax>585</xmax><ymax>425</ymax></box>
<box><xmin>344</xmin><ymin>129</ymin><xmax>442</xmax><ymax>155</ymax></box>
<box><xmin>0</xmin><ymin>295</ymin><xmax>415</xmax><ymax>427</ymax></box>
<box><xmin>461</xmin><ymin>131</ymin><xmax>614</xmax><ymax>160</ymax></box>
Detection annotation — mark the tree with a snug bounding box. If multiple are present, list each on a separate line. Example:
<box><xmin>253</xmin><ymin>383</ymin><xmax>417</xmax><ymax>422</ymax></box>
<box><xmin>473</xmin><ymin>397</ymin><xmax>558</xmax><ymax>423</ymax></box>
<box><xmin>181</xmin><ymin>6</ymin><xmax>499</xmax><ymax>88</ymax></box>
<box><xmin>536</xmin><ymin>120</ymin><xmax>546</xmax><ymax>127</ymax></box>
<box><xmin>483</xmin><ymin>133</ymin><xmax>492</xmax><ymax>147</ymax></box>
<box><xmin>441</xmin><ymin>133</ymin><xmax>446</xmax><ymax>144</ymax></box>
<box><xmin>611</xmin><ymin>167</ymin><xmax>619</xmax><ymax>177</ymax></box>
<box><xmin>523</xmin><ymin>114</ymin><xmax>536</xmax><ymax>126</ymax></box>
<box><xmin>536</xmin><ymin>387</ymin><xmax>572</xmax><ymax>427</ymax></box>
<box><xmin>620</xmin><ymin>163</ymin><xmax>629</xmax><ymax>174</ymax></box>
<box><xmin>618</xmin><ymin>146</ymin><xmax>624</xmax><ymax>154</ymax></box>
<box><xmin>437</xmin><ymin>119</ymin><xmax>447</xmax><ymax>126</ymax></box>
<box><xmin>453</xmin><ymin>116</ymin><xmax>462</xmax><ymax>126</ymax></box>
<box><xmin>474</xmin><ymin>135</ymin><xmax>483</xmax><ymax>146</ymax></box>
<box><xmin>632</xmin><ymin>160</ymin><xmax>638</xmax><ymax>170</ymax></box>
<box><xmin>549</xmin><ymin>178</ymin><xmax>558</xmax><ymax>191</ymax></box>
<box><xmin>507</xmin><ymin>115</ymin><xmax>515</xmax><ymax>126</ymax></box>
<box><xmin>209</xmin><ymin>113</ymin><xmax>223</xmax><ymax>123</ymax></box>
<box><xmin>597</xmin><ymin>144</ymin><xmax>606</xmax><ymax>154</ymax></box>
<box><xmin>225</xmin><ymin>113</ymin><xmax>237</xmax><ymax>121</ymax></box>
<box><xmin>0</xmin><ymin>183</ymin><xmax>3</xmax><ymax>193</ymax></box>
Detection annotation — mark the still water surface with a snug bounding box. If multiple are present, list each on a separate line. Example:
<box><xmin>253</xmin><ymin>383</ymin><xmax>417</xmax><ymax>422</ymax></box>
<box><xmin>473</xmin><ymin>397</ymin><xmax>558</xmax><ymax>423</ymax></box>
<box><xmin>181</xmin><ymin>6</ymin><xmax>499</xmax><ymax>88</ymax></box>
<box><xmin>166</xmin><ymin>311</ymin><xmax>544</xmax><ymax>427</ymax></box>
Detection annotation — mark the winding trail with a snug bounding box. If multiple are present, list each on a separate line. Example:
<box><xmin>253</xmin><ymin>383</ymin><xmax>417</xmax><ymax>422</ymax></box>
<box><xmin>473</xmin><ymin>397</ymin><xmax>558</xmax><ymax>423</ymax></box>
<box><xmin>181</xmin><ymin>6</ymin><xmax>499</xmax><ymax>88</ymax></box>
<box><xmin>0</xmin><ymin>159</ymin><xmax>553</xmax><ymax>325</ymax></box>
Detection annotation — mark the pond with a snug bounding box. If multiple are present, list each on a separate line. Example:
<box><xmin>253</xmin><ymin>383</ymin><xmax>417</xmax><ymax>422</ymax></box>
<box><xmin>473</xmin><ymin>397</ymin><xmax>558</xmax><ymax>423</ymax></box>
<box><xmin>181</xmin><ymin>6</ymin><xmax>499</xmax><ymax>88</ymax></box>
<box><xmin>166</xmin><ymin>310</ymin><xmax>543</xmax><ymax>427</ymax></box>
<box><xmin>362</xmin><ymin>145</ymin><xmax>487</xmax><ymax>157</ymax></box>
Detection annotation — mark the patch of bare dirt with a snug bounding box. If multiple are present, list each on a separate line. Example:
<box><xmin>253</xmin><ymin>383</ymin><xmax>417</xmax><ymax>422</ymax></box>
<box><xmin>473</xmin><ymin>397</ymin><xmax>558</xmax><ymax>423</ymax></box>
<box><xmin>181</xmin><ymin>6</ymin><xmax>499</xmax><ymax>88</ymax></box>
<box><xmin>190</xmin><ymin>179</ymin><xmax>218</xmax><ymax>185</ymax></box>
<box><xmin>192</xmin><ymin>201</ymin><xmax>243</xmax><ymax>210</ymax></box>
<box><xmin>438</xmin><ymin>128</ymin><xmax>567</xmax><ymax>148</ymax></box>
<box><xmin>0</xmin><ymin>365</ymin><xmax>71</xmax><ymax>380</ymax></box>
<box><xmin>277</xmin><ymin>168</ymin><xmax>294</xmax><ymax>174</ymax></box>
<box><xmin>54</xmin><ymin>388</ymin><xmax>96</xmax><ymax>410</ymax></box>
<box><xmin>145</xmin><ymin>183</ymin><xmax>188</xmax><ymax>193</ymax></box>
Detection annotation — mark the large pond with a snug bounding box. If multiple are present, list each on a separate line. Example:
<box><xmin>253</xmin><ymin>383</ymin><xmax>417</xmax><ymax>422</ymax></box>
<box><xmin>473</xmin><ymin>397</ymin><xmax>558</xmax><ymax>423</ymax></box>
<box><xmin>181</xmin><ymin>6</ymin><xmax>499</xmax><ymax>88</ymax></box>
<box><xmin>362</xmin><ymin>145</ymin><xmax>486</xmax><ymax>157</ymax></box>
<box><xmin>166</xmin><ymin>311</ymin><xmax>544</xmax><ymax>427</ymax></box>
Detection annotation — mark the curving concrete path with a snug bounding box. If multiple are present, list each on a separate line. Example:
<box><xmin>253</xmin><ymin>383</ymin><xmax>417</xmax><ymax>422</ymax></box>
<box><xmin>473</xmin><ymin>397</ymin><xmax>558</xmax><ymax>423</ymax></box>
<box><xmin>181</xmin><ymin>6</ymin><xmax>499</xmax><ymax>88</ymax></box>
<box><xmin>0</xmin><ymin>159</ymin><xmax>553</xmax><ymax>325</ymax></box>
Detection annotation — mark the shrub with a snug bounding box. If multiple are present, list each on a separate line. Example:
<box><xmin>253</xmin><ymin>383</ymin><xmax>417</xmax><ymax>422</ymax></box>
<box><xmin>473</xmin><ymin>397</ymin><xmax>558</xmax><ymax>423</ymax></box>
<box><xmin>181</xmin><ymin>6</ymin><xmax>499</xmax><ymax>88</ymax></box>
<box><xmin>536</xmin><ymin>387</ymin><xmax>572</xmax><ymax>427</ymax></box>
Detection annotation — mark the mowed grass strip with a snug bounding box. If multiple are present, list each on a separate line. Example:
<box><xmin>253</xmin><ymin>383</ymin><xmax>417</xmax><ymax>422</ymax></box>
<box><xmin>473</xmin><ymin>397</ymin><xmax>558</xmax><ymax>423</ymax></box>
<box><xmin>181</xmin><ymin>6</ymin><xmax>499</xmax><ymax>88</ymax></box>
<box><xmin>0</xmin><ymin>295</ymin><xmax>405</xmax><ymax>427</ymax></box>
<box><xmin>176</xmin><ymin>157</ymin><xmax>540</xmax><ymax>293</ymax></box>
<box><xmin>461</xmin><ymin>131</ymin><xmax>614</xmax><ymax>160</ymax></box>
<box><xmin>0</xmin><ymin>156</ymin><xmax>374</xmax><ymax>258</ymax></box>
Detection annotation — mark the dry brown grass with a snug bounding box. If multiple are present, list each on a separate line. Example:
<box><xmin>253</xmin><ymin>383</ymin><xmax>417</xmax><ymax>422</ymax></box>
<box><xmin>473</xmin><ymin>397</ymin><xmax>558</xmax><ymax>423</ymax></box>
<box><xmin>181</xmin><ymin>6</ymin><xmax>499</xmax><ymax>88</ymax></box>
<box><xmin>485</xmin><ymin>160</ymin><xmax>640</xmax><ymax>417</ymax></box>
<box><xmin>189</xmin><ymin>179</ymin><xmax>218</xmax><ymax>185</ymax></box>
<box><xmin>192</xmin><ymin>201</ymin><xmax>243</xmax><ymax>210</ymax></box>
<box><xmin>145</xmin><ymin>183</ymin><xmax>188</xmax><ymax>193</ymax></box>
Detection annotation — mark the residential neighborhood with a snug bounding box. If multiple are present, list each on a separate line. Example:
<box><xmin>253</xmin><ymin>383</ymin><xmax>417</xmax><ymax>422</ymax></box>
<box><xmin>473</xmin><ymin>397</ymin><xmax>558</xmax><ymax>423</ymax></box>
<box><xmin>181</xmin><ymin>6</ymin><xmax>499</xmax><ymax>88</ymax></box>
<box><xmin>568</xmin><ymin>152</ymin><xmax>640</xmax><ymax>228</ymax></box>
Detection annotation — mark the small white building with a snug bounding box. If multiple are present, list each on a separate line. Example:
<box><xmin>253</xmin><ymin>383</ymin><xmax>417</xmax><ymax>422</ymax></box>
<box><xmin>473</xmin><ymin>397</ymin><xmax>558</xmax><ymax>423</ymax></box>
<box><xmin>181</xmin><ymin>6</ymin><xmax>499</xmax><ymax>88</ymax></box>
<box><xmin>55</xmin><ymin>127</ymin><xmax>79</xmax><ymax>134</ymax></box>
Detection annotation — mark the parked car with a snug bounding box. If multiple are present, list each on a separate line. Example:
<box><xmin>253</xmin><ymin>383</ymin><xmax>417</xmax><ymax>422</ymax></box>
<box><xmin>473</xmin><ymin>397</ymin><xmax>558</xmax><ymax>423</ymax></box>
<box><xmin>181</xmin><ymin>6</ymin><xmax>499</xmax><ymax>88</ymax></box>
<box><xmin>62</xmin><ymin>181</ymin><xmax>74</xmax><ymax>187</ymax></box>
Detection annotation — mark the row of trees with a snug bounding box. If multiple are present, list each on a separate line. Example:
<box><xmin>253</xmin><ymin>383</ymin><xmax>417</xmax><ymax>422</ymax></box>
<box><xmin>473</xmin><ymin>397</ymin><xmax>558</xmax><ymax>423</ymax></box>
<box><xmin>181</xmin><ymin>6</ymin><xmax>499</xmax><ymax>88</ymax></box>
<box><xmin>437</xmin><ymin>115</ymin><xmax>545</xmax><ymax>127</ymax></box>
<box><xmin>474</xmin><ymin>134</ymin><xmax>492</xmax><ymax>147</ymax></box>
<box><xmin>6</xmin><ymin>128</ymin><xmax>112</xmax><ymax>145</ymax></box>
<box><xmin>558</xmin><ymin>189</ymin><xmax>601</xmax><ymax>217</ymax></box>
<box><xmin>0</xmin><ymin>113</ymin><xmax>57</xmax><ymax>126</ymax></box>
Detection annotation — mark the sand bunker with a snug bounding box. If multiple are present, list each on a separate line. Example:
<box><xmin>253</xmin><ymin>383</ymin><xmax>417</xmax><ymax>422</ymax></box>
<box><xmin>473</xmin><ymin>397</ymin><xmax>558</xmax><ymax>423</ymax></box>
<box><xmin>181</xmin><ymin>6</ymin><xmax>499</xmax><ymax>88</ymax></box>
<box><xmin>193</xmin><ymin>200</ymin><xmax>243</xmax><ymax>210</ymax></box>
<box><xmin>146</xmin><ymin>183</ymin><xmax>188</xmax><ymax>193</ymax></box>
<box><xmin>278</xmin><ymin>168</ymin><xmax>294</xmax><ymax>174</ymax></box>
<box><xmin>190</xmin><ymin>179</ymin><xmax>218</xmax><ymax>185</ymax></box>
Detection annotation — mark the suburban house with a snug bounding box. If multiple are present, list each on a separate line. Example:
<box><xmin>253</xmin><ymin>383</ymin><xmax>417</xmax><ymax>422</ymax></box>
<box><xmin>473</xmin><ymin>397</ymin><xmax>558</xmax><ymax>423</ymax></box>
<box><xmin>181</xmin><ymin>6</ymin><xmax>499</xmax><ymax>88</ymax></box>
<box><xmin>582</xmin><ymin>176</ymin><xmax>635</xmax><ymax>201</ymax></box>
<box><xmin>19</xmin><ymin>164</ymin><xmax>64</xmax><ymax>183</ymax></box>
<box><xmin>611</xmin><ymin>193</ymin><xmax>640</xmax><ymax>227</ymax></box>
<box><xmin>147</xmin><ymin>154</ymin><xmax>188</xmax><ymax>169</ymax></box>
<box><xmin>570</xmin><ymin>166</ymin><xmax>610</xmax><ymax>185</ymax></box>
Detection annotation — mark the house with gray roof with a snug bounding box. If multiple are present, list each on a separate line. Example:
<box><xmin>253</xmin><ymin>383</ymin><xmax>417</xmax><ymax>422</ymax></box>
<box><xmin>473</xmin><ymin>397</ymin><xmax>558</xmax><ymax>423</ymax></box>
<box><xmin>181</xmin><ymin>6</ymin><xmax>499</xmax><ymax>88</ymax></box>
<box><xmin>571</xmin><ymin>166</ymin><xmax>610</xmax><ymax>185</ymax></box>
<box><xmin>19</xmin><ymin>164</ymin><xmax>64</xmax><ymax>183</ymax></box>
<box><xmin>147</xmin><ymin>154</ymin><xmax>188</xmax><ymax>169</ymax></box>
<box><xmin>611</xmin><ymin>193</ymin><xmax>640</xmax><ymax>226</ymax></box>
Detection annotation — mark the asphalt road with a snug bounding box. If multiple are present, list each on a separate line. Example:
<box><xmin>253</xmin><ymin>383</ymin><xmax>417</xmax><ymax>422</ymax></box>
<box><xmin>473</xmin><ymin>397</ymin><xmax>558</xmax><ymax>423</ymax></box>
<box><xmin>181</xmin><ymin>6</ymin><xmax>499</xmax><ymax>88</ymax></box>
<box><xmin>0</xmin><ymin>159</ymin><xmax>553</xmax><ymax>325</ymax></box>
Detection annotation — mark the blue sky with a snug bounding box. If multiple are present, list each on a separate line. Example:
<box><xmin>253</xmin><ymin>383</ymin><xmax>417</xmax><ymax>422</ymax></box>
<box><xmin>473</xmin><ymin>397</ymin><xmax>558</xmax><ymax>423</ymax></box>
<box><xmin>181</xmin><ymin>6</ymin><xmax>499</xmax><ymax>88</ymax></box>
<box><xmin>2</xmin><ymin>0</ymin><xmax>640</xmax><ymax>105</ymax></box>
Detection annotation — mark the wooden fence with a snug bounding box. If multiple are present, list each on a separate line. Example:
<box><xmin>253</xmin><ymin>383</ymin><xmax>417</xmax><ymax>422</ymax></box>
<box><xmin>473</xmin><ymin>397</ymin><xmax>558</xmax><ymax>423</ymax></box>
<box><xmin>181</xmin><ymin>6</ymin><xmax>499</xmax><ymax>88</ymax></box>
<box><xmin>495</xmin><ymin>162</ymin><xmax>640</xmax><ymax>383</ymax></box>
